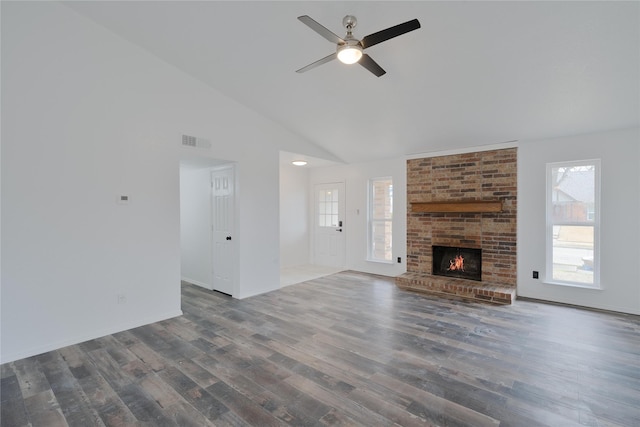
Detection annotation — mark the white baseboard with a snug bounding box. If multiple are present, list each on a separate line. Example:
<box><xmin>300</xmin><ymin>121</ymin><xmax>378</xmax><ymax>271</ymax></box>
<box><xmin>0</xmin><ymin>309</ymin><xmax>183</xmax><ymax>364</ymax></box>
<box><xmin>181</xmin><ymin>276</ymin><xmax>213</xmax><ymax>290</ymax></box>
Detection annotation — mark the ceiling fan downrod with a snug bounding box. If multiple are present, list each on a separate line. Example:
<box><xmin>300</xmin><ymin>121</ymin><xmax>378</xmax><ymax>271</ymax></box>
<box><xmin>342</xmin><ymin>15</ymin><xmax>357</xmax><ymax>35</ymax></box>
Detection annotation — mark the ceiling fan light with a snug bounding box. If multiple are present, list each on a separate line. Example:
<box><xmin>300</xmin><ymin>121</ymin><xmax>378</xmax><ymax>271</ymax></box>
<box><xmin>337</xmin><ymin>45</ymin><xmax>363</xmax><ymax>64</ymax></box>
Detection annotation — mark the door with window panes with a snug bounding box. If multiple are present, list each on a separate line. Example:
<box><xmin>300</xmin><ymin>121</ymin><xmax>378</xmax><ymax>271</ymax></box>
<box><xmin>314</xmin><ymin>183</ymin><xmax>345</xmax><ymax>267</ymax></box>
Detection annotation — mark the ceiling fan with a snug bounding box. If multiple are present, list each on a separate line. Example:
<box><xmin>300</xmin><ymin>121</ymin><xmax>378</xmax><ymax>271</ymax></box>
<box><xmin>296</xmin><ymin>15</ymin><xmax>421</xmax><ymax>77</ymax></box>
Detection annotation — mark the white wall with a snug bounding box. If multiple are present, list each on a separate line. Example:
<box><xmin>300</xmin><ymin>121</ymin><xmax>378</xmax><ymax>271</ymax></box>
<box><xmin>180</xmin><ymin>167</ymin><xmax>214</xmax><ymax>289</ymax></box>
<box><xmin>518</xmin><ymin>128</ymin><xmax>640</xmax><ymax>314</ymax></box>
<box><xmin>1</xmin><ymin>2</ymin><xmax>334</xmax><ymax>363</ymax></box>
<box><xmin>309</xmin><ymin>158</ymin><xmax>407</xmax><ymax>277</ymax></box>
<box><xmin>279</xmin><ymin>164</ymin><xmax>310</xmax><ymax>268</ymax></box>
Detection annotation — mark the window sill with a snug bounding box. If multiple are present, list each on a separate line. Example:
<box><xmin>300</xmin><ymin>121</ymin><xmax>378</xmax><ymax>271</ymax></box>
<box><xmin>367</xmin><ymin>258</ymin><xmax>394</xmax><ymax>265</ymax></box>
<box><xmin>543</xmin><ymin>280</ymin><xmax>602</xmax><ymax>290</ymax></box>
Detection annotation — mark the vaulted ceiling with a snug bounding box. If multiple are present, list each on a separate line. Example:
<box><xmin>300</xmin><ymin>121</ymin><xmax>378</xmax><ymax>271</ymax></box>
<box><xmin>65</xmin><ymin>1</ymin><xmax>639</xmax><ymax>164</ymax></box>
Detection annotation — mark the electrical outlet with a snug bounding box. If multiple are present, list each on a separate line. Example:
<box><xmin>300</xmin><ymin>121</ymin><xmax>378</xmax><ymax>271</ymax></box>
<box><xmin>397</xmin><ymin>257</ymin><xmax>402</xmax><ymax>263</ymax></box>
<box><xmin>532</xmin><ymin>271</ymin><xmax>539</xmax><ymax>279</ymax></box>
<box><xmin>117</xmin><ymin>294</ymin><xmax>126</xmax><ymax>304</ymax></box>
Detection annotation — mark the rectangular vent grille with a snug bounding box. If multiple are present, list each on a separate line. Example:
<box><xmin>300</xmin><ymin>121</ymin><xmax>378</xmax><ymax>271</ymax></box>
<box><xmin>181</xmin><ymin>134</ymin><xmax>212</xmax><ymax>149</ymax></box>
<box><xmin>182</xmin><ymin>134</ymin><xmax>197</xmax><ymax>147</ymax></box>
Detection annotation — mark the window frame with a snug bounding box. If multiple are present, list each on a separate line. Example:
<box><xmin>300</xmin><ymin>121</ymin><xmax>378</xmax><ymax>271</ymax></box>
<box><xmin>545</xmin><ymin>159</ymin><xmax>601</xmax><ymax>288</ymax></box>
<box><xmin>367</xmin><ymin>177</ymin><xmax>394</xmax><ymax>263</ymax></box>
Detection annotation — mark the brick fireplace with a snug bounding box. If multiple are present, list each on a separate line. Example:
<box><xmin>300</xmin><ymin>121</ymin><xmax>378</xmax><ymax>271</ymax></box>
<box><xmin>395</xmin><ymin>148</ymin><xmax>517</xmax><ymax>304</ymax></box>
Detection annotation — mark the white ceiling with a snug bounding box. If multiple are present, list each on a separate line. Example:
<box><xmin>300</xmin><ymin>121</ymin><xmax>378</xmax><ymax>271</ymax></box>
<box><xmin>65</xmin><ymin>1</ymin><xmax>639</xmax><ymax>164</ymax></box>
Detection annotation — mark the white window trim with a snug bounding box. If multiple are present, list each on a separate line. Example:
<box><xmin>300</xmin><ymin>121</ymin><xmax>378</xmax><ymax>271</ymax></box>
<box><xmin>367</xmin><ymin>177</ymin><xmax>394</xmax><ymax>264</ymax></box>
<box><xmin>545</xmin><ymin>159</ymin><xmax>601</xmax><ymax>288</ymax></box>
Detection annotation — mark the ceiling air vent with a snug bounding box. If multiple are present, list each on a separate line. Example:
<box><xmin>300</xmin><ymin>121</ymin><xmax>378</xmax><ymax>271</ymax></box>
<box><xmin>181</xmin><ymin>134</ymin><xmax>211</xmax><ymax>149</ymax></box>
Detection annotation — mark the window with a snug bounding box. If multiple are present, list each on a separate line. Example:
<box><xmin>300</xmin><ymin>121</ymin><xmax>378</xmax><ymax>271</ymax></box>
<box><xmin>318</xmin><ymin>188</ymin><xmax>339</xmax><ymax>227</ymax></box>
<box><xmin>546</xmin><ymin>160</ymin><xmax>600</xmax><ymax>287</ymax></box>
<box><xmin>369</xmin><ymin>177</ymin><xmax>393</xmax><ymax>262</ymax></box>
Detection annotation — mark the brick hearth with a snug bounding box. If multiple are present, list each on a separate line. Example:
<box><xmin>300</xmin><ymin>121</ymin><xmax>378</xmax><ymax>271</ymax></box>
<box><xmin>396</xmin><ymin>272</ymin><xmax>516</xmax><ymax>304</ymax></box>
<box><xmin>397</xmin><ymin>148</ymin><xmax>517</xmax><ymax>304</ymax></box>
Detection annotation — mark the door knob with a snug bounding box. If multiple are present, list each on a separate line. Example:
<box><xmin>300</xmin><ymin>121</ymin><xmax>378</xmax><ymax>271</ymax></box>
<box><xmin>226</xmin><ymin>236</ymin><xmax>232</xmax><ymax>240</ymax></box>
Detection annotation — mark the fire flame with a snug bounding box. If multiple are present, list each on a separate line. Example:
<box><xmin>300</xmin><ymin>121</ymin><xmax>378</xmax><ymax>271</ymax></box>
<box><xmin>448</xmin><ymin>254</ymin><xmax>465</xmax><ymax>272</ymax></box>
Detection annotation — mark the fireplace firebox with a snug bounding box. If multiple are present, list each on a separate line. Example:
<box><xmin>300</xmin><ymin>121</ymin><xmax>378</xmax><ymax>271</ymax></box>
<box><xmin>432</xmin><ymin>246</ymin><xmax>482</xmax><ymax>281</ymax></box>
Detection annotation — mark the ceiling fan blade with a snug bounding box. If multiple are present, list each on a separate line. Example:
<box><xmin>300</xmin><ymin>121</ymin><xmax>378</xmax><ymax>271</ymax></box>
<box><xmin>361</xmin><ymin>19</ymin><xmax>421</xmax><ymax>49</ymax></box>
<box><xmin>296</xmin><ymin>53</ymin><xmax>337</xmax><ymax>73</ymax></box>
<box><xmin>359</xmin><ymin>54</ymin><xmax>386</xmax><ymax>77</ymax></box>
<box><xmin>298</xmin><ymin>15</ymin><xmax>345</xmax><ymax>44</ymax></box>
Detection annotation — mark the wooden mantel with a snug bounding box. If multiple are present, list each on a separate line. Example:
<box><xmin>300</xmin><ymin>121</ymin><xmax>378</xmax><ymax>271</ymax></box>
<box><xmin>411</xmin><ymin>200</ymin><xmax>503</xmax><ymax>213</ymax></box>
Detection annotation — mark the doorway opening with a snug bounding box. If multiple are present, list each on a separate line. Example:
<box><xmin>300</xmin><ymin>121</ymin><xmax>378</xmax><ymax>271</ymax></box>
<box><xmin>179</xmin><ymin>158</ymin><xmax>236</xmax><ymax>296</ymax></box>
<box><xmin>278</xmin><ymin>152</ymin><xmax>345</xmax><ymax>287</ymax></box>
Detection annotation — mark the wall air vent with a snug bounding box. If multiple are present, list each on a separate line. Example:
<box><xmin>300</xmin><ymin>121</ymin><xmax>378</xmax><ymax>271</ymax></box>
<box><xmin>182</xmin><ymin>134</ymin><xmax>197</xmax><ymax>147</ymax></box>
<box><xmin>181</xmin><ymin>134</ymin><xmax>212</xmax><ymax>149</ymax></box>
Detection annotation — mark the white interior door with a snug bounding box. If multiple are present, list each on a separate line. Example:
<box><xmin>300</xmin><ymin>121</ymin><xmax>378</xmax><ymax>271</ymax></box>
<box><xmin>314</xmin><ymin>182</ymin><xmax>346</xmax><ymax>267</ymax></box>
<box><xmin>211</xmin><ymin>166</ymin><xmax>235</xmax><ymax>295</ymax></box>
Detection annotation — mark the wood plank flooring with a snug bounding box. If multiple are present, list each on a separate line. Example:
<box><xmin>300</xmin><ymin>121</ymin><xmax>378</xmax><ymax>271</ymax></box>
<box><xmin>2</xmin><ymin>271</ymin><xmax>639</xmax><ymax>426</ymax></box>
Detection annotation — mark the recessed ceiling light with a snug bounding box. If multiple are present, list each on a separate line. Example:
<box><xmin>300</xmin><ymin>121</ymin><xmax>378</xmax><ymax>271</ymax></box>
<box><xmin>292</xmin><ymin>160</ymin><xmax>308</xmax><ymax>166</ymax></box>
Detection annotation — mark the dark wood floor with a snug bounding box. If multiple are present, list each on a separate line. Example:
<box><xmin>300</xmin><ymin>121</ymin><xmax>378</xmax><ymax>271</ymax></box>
<box><xmin>2</xmin><ymin>271</ymin><xmax>639</xmax><ymax>426</ymax></box>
